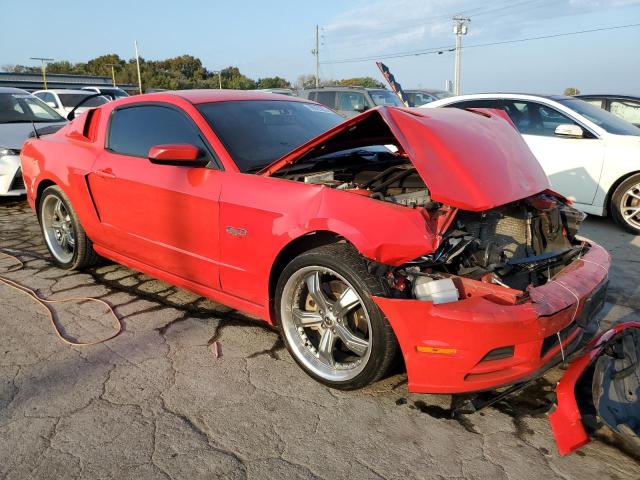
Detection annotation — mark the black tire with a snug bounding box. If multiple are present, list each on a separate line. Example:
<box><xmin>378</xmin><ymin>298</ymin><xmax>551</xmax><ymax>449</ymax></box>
<box><xmin>610</xmin><ymin>173</ymin><xmax>640</xmax><ymax>234</ymax></box>
<box><xmin>275</xmin><ymin>243</ymin><xmax>398</xmax><ymax>390</ymax></box>
<box><xmin>38</xmin><ymin>185</ymin><xmax>101</xmax><ymax>270</ymax></box>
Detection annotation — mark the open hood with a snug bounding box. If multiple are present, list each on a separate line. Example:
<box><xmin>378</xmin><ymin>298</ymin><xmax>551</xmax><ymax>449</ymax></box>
<box><xmin>261</xmin><ymin>106</ymin><xmax>550</xmax><ymax>212</ymax></box>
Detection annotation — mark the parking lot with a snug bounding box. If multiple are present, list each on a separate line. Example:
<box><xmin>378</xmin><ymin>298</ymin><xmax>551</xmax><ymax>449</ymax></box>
<box><xmin>0</xmin><ymin>195</ymin><xmax>638</xmax><ymax>479</ymax></box>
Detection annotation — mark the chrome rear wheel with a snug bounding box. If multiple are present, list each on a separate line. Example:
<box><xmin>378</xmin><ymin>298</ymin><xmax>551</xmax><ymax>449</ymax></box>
<box><xmin>41</xmin><ymin>194</ymin><xmax>75</xmax><ymax>264</ymax></box>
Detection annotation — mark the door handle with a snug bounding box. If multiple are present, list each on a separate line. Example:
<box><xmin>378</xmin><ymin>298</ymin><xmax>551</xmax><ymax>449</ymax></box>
<box><xmin>95</xmin><ymin>168</ymin><xmax>116</xmax><ymax>179</ymax></box>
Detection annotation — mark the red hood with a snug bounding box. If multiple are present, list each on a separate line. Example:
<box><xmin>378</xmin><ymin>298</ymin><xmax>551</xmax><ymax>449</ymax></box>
<box><xmin>261</xmin><ymin>106</ymin><xmax>550</xmax><ymax>212</ymax></box>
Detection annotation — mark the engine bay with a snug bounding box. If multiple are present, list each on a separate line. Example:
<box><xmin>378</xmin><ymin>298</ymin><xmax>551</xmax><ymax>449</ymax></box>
<box><xmin>273</xmin><ymin>146</ymin><xmax>588</xmax><ymax>295</ymax></box>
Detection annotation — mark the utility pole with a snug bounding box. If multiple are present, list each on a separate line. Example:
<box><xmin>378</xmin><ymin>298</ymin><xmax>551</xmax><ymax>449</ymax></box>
<box><xmin>311</xmin><ymin>25</ymin><xmax>320</xmax><ymax>88</ymax></box>
<box><xmin>30</xmin><ymin>57</ymin><xmax>54</xmax><ymax>90</ymax></box>
<box><xmin>452</xmin><ymin>16</ymin><xmax>470</xmax><ymax>96</ymax></box>
<box><xmin>105</xmin><ymin>63</ymin><xmax>118</xmax><ymax>87</ymax></box>
<box><xmin>134</xmin><ymin>41</ymin><xmax>143</xmax><ymax>94</ymax></box>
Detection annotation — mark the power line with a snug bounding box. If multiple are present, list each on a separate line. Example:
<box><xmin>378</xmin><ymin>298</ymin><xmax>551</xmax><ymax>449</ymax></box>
<box><xmin>320</xmin><ymin>23</ymin><xmax>640</xmax><ymax>65</ymax></box>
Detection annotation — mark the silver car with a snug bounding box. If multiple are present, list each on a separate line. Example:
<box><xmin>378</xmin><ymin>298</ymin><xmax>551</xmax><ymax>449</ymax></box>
<box><xmin>0</xmin><ymin>87</ymin><xmax>66</xmax><ymax>196</ymax></box>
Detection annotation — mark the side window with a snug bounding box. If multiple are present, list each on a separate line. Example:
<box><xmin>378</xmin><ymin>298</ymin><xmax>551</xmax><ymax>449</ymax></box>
<box><xmin>337</xmin><ymin>91</ymin><xmax>366</xmax><ymax>112</ymax></box>
<box><xmin>584</xmin><ymin>99</ymin><xmax>604</xmax><ymax>109</ymax></box>
<box><xmin>610</xmin><ymin>100</ymin><xmax>640</xmax><ymax>125</ymax></box>
<box><xmin>315</xmin><ymin>91</ymin><xmax>337</xmax><ymax>109</ymax></box>
<box><xmin>108</xmin><ymin>105</ymin><xmax>209</xmax><ymax>159</ymax></box>
<box><xmin>42</xmin><ymin>92</ymin><xmax>59</xmax><ymax>108</ymax></box>
<box><xmin>502</xmin><ymin>101</ymin><xmax>579</xmax><ymax>137</ymax></box>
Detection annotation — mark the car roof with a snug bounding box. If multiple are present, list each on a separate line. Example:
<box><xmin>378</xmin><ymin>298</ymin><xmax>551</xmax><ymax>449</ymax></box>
<box><xmin>0</xmin><ymin>87</ymin><xmax>30</xmax><ymax>94</ymax></box>
<box><xmin>405</xmin><ymin>89</ymin><xmax>450</xmax><ymax>94</ymax></box>
<box><xmin>150</xmin><ymin>89</ymin><xmax>311</xmax><ymax>105</ymax></box>
<box><xmin>430</xmin><ymin>93</ymin><xmax>575</xmax><ymax>102</ymax></box>
<box><xmin>36</xmin><ymin>89</ymin><xmax>98</xmax><ymax>95</ymax></box>
<box><xmin>302</xmin><ymin>86</ymin><xmax>384</xmax><ymax>92</ymax></box>
<box><xmin>576</xmin><ymin>94</ymin><xmax>640</xmax><ymax>101</ymax></box>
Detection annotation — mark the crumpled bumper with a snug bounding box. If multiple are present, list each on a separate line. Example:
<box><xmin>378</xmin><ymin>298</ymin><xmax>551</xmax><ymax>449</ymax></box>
<box><xmin>548</xmin><ymin>321</ymin><xmax>640</xmax><ymax>456</ymax></box>
<box><xmin>372</xmin><ymin>241</ymin><xmax>610</xmax><ymax>394</ymax></box>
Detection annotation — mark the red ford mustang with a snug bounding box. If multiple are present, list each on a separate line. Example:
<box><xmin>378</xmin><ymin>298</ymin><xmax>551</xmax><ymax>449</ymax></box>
<box><xmin>20</xmin><ymin>90</ymin><xmax>610</xmax><ymax>395</ymax></box>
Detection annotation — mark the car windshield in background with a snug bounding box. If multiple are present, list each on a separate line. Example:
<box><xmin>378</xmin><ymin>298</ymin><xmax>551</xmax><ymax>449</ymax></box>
<box><xmin>58</xmin><ymin>94</ymin><xmax>109</xmax><ymax>108</ymax></box>
<box><xmin>559</xmin><ymin>98</ymin><xmax>640</xmax><ymax>136</ymax></box>
<box><xmin>370</xmin><ymin>90</ymin><xmax>404</xmax><ymax>107</ymax></box>
<box><xmin>432</xmin><ymin>91</ymin><xmax>453</xmax><ymax>100</ymax></box>
<box><xmin>197</xmin><ymin>100</ymin><xmax>344</xmax><ymax>172</ymax></box>
<box><xmin>0</xmin><ymin>93</ymin><xmax>64</xmax><ymax>123</ymax></box>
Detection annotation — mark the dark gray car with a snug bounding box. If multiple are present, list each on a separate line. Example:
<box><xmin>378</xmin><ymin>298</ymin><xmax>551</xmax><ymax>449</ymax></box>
<box><xmin>300</xmin><ymin>86</ymin><xmax>404</xmax><ymax>118</ymax></box>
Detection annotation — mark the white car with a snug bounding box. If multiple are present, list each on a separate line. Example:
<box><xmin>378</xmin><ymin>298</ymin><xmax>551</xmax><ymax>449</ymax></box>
<box><xmin>81</xmin><ymin>86</ymin><xmax>129</xmax><ymax>101</ymax></box>
<box><xmin>33</xmin><ymin>89</ymin><xmax>109</xmax><ymax>118</ymax></box>
<box><xmin>424</xmin><ymin>94</ymin><xmax>640</xmax><ymax>233</ymax></box>
<box><xmin>0</xmin><ymin>87</ymin><xmax>66</xmax><ymax>196</ymax></box>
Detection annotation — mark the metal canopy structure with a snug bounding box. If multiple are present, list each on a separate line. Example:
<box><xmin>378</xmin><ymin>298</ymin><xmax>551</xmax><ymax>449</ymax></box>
<box><xmin>0</xmin><ymin>72</ymin><xmax>135</xmax><ymax>92</ymax></box>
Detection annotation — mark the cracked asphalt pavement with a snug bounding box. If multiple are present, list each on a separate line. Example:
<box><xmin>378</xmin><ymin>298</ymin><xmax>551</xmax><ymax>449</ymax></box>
<box><xmin>1</xmin><ymin>197</ymin><xmax>639</xmax><ymax>480</ymax></box>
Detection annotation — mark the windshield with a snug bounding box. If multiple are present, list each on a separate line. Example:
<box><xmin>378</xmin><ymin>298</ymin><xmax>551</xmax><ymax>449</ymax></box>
<box><xmin>58</xmin><ymin>94</ymin><xmax>109</xmax><ymax>108</ymax></box>
<box><xmin>558</xmin><ymin>98</ymin><xmax>640</xmax><ymax>136</ymax></box>
<box><xmin>0</xmin><ymin>92</ymin><xmax>64</xmax><ymax>123</ymax></box>
<box><xmin>197</xmin><ymin>100</ymin><xmax>344</xmax><ymax>172</ymax></box>
<box><xmin>370</xmin><ymin>90</ymin><xmax>404</xmax><ymax>107</ymax></box>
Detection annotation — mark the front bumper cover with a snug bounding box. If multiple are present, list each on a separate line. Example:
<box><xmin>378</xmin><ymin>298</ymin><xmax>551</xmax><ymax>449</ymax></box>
<box><xmin>372</xmin><ymin>241</ymin><xmax>610</xmax><ymax>394</ymax></box>
<box><xmin>548</xmin><ymin>321</ymin><xmax>640</xmax><ymax>456</ymax></box>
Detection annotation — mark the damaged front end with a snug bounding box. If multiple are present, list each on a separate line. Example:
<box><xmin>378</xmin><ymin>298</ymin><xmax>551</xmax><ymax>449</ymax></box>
<box><xmin>264</xmin><ymin>106</ymin><xmax>611</xmax><ymax>394</ymax></box>
<box><xmin>549</xmin><ymin>322</ymin><xmax>640</xmax><ymax>456</ymax></box>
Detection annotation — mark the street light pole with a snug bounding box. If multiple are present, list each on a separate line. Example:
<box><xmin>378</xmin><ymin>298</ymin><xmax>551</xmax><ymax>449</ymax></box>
<box><xmin>106</xmin><ymin>63</ymin><xmax>118</xmax><ymax>87</ymax></box>
<box><xmin>452</xmin><ymin>16</ymin><xmax>470</xmax><ymax>96</ymax></box>
<box><xmin>212</xmin><ymin>71</ymin><xmax>222</xmax><ymax>89</ymax></box>
<box><xmin>30</xmin><ymin>57</ymin><xmax>54</xmax><ymax>90</ymax></box>
<box><xmin>311</xmin><ymin>25</ymin><xmax>320</xmax><ymax>88</ymax></box>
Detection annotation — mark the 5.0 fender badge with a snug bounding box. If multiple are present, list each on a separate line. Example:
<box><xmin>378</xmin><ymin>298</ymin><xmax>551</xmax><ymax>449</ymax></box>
<box><xmin>225</xmin><ymin>226</ymin><xmax>248</xmax><ymax>237</ymax></box>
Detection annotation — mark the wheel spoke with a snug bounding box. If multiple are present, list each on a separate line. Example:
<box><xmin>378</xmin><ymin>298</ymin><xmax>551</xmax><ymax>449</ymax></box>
<box><xmin>317</xmin><ymin>328</ymin><xmax>336</xmax><ymax>366</ymax></box>
<box><xmin>305</xmin><ymin>271</ymin><xmax>331</xmax><ymax>313</ymax></box>
<box><xmin>626</xmin><ymin>190</ymin><xmax>640</xmax><ymax>201</ymax></box>
<box><xmin>334</xmin><ymin>287</ymin><xmax>360</xmax><ymax>319</ymax></box>
<box><xmin>292</xmin><ymin>308</ymin><xmax>323</xmax><ymax>328</ymax></box>
<box><xmin>51</xmin><ymin>219</ymin><xmax>63</xmax><ymax>228</ymax></box>
<box><xmin>53</xmin><ymin>200</ymin><xmax>64</xmax><ymax>220</ymax></box>
<box><xmin>623</xmin><ymin>206</ymin><xmax>640</xmax><ymax>220</ymax></box>
<box><xmin>335</xmin><ymin>323</ymin><xmax>369</xmax><ymax>357</ymax></box>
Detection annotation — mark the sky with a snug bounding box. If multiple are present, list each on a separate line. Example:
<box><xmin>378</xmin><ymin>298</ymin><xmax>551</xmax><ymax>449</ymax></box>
<box><xmin>1</xmin><ymin>0</ymin><xmax>639</xmax><ymax>94</ymax></box>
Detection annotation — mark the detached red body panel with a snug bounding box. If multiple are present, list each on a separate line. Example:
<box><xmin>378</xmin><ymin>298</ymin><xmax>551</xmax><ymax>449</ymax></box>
<box><xmin>549</xmin><ymin>321</ymin><xmax>640</xmax><ymax>456</ymax></box>
<box><xmin>20</xmin><ymin>90</ymin><xmax>611</xmax><ymax>395</ymax></box>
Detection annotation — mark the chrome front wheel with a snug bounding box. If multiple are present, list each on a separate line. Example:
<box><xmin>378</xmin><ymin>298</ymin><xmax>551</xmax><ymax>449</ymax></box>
<box><xmin>280</xmin><ymin>266</ymin><xmax>373</xmax><ymax>383</ymax></box>
<box><xmin>276</xmin><ymin>243</ymin><xmax>398</xmax><ymax>389</ymax></box>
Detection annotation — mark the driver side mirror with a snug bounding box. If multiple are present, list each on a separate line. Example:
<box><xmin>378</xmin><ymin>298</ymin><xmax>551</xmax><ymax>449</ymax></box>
<box><xmin>353</xmin><ymin>104</ymin><xmax>368</xmax><ymax>113</ymax></box>
<box><xmin>148</xmin><ymin>144</ymin><xmax>208</xmax><ymax>167</ymax></box>
<box><xmin>555</xmin><ymin>124</ymin><xmax>584</xmax><ymax>138</ymax></box>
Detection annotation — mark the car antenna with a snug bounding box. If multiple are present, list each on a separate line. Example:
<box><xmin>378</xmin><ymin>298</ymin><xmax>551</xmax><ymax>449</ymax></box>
<box><xmin>31</xmin><ymin>121</ymin><xmax>40</xmax><ymax>139</ymax></box>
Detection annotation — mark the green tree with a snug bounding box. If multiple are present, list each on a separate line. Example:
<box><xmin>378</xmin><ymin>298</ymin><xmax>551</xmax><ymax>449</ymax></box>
<box><xmin>256</xmin><ymin>76</ymin><xmax>291</xmax><ymax>89</ymax></box>
<box><xmin>564</xmin><ymin>87</ymin><xmax>581</xmax><ymax>96</ymax></box>
<box><xmin>338</xmin><ymin>77</ymin><xmax>385</xmax><ymax>88</ymax></box>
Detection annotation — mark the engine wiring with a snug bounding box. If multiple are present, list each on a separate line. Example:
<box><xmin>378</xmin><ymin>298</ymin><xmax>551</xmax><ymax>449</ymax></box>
<box><xmin>0</xmin><ymin>249</ymin><xmax>122</xmax><ymax>346</ymax></box>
